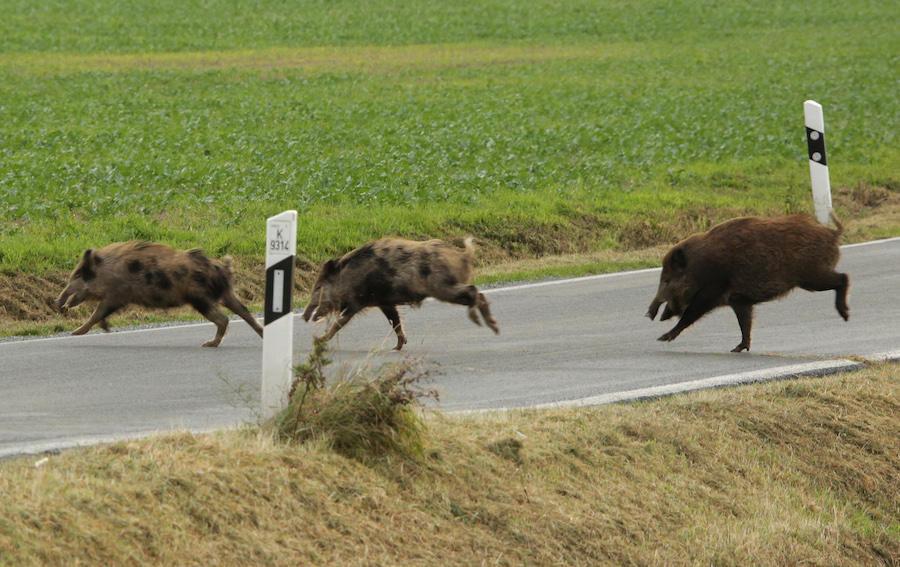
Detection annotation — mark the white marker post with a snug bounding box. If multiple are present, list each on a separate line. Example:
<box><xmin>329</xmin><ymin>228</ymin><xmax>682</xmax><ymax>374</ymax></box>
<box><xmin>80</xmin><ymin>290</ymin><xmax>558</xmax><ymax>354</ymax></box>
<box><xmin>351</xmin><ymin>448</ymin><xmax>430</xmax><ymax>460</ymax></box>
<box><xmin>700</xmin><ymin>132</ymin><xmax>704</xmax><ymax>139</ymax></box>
<box><xmin>261</xmin><ymin>210</ymin><xmax>297</xmax><ymax>420</ymax></box>
<box><xmin>804</xmin><ymin>100</ymin><xmax>833</xmax><ymax>224</ymax></box>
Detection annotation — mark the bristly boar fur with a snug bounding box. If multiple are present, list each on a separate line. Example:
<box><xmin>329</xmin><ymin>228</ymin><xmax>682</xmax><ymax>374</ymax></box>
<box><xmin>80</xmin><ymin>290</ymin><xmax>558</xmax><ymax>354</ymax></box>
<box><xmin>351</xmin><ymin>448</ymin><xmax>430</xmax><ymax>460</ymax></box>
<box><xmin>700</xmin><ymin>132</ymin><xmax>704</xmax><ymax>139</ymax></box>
<box><xmin>647</xmin><ymin>213</ymin><xmax>849</xmax><ymax>352</ymax></box>
<box><xmin>56</xmin><ymin>241</ymin><xmax>264</xmax><ymax>347</ymax></box>
<box><xmin>302</xmin><ymin>237</ymin><xmax>499</xmax><ymax>350</ymax></box>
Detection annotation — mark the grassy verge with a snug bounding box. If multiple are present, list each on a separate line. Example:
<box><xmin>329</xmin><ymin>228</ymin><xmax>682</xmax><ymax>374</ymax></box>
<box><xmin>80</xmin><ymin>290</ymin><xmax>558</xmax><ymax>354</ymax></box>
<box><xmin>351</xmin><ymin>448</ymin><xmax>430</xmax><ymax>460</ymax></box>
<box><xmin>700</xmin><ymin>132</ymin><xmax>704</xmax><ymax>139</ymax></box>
<box><xmin>3</xmin><ymin>192</ymin><xmax>899</xmax><ymax>339</ymax></box>
<box><xmin>2</xmin><ymin>362</ymin><xmax>899</xmax><ymax>565</ymax></box>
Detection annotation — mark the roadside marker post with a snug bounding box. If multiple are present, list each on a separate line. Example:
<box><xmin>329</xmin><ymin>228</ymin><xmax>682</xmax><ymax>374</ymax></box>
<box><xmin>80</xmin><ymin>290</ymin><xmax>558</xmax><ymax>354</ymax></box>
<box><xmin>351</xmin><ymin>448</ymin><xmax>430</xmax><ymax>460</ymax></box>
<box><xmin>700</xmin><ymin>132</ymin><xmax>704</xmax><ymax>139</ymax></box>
<box><xmin>804</xmin><ymin>100</ymin><xmax>833</xmax><ymax>224</ymax></box>
<box><xmin>261</xmin><ymin>210</ymin><xmax>297</xmax><ymax>420</ymax></box>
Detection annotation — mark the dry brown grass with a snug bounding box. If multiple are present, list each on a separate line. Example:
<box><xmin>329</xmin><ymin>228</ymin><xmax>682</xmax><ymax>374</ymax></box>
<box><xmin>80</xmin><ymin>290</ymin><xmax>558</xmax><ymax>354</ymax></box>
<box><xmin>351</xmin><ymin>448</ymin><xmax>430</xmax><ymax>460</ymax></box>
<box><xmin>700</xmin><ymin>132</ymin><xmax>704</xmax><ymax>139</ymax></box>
<box><xmin>2</xmin><ymin>364</ymin><xmax>899</xmax><ymax>566</ymax></box>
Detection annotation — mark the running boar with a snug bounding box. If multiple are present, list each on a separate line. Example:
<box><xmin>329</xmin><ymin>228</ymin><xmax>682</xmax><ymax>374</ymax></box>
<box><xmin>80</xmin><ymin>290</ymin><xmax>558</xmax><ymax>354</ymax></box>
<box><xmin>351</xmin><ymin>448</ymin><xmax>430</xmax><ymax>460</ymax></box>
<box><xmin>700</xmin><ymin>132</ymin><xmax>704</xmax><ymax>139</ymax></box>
<box><xmin>647</xmin><ymin>213</ymin><xmax>849</xmax><ymax>352</ymax></box>
<box><xmin>56</xmin><ymin>241</ymin><xmax>264</xmax><ymax>347</ymax></box>
<box><xmin>302</xmin><ymin>237</ymin><xmax>499</xmax><ymax>350</ymax></box>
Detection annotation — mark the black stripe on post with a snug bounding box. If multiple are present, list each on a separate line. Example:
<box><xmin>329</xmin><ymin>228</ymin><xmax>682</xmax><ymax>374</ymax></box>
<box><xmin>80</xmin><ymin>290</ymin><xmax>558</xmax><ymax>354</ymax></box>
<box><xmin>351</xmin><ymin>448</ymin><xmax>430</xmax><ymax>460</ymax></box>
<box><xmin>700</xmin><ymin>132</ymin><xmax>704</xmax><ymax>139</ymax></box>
<box><xmin>264</xmin><ymin>255</ymin><xmax>294</xmax><ymax>325</ymax></box>
<box><xmin>806</xmin><ymin>127</ymin><xmax>827</xmax><ymax>166</ymax></box>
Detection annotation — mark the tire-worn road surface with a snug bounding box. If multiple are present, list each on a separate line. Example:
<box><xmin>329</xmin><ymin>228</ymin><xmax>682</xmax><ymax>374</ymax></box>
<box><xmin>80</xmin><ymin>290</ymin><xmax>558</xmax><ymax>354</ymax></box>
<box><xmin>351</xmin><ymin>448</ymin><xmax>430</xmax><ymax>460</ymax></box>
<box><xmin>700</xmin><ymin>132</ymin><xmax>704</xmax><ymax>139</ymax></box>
<box><xmin>2</xmin><ymin>237</ymin><xmax>897</xmax><ymax>458</ymax></box>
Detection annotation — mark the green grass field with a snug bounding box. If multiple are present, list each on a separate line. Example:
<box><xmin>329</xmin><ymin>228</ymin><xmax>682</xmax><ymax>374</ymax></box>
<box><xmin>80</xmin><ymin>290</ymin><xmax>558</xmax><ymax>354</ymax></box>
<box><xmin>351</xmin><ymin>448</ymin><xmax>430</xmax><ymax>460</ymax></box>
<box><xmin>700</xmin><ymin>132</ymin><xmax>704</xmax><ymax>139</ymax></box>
<box><xmin>1</xmin><ymin>0</ymin><xmax>898</xmax><ymax>276</ymax></box>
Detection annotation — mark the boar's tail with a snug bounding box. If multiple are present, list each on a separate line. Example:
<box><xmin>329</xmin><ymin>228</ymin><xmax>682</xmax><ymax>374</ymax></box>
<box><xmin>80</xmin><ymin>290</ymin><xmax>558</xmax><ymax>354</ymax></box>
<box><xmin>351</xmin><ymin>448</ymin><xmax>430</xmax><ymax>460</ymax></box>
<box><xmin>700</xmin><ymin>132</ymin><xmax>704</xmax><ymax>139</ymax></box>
<box><xmin>222</xmin><ymin>255</ymin><xmax>235</xmax><ymax>277</ymax></box>
<box><xmin>463</xmin><ymin>237</ymin><xmax>475</xmax><ymax>258</ymax></box>
<box><xmin>462</xmin><ymin>237</ymin><xmax>477</xmax><ymax>265</ymax></box>
<box><xmin>828</xmin><ymin>211</ymin><xmax>844</xmax><ymax>235</ymax></box>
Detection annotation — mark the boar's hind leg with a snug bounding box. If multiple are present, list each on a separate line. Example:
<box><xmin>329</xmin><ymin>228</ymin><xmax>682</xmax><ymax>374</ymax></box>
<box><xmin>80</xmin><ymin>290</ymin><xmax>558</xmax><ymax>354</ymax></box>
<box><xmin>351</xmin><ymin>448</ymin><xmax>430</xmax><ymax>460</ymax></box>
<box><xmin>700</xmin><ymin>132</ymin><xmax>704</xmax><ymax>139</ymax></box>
<box><xmin>729</xmin><ymin>303</ymin><xmax>754</xmax><ymax>353</ymax></box>
<box><xmin>189</xmin><ymin>297</ymin><xmax>229</xmax><ymax>347</ymax></box>
<box><xmin>433</xmin><ymin>285</ymin><xmax>499</xmax><ymax>334</ymax></box>
<box><xmin>473</xmin><ymin>293</ymin><xmax>499</xmax><ymax>334</ymax></box>
<box><xmin>379</xmin><ymin>305</ymin><xmax>407</xmax><ymax>350</ymax></box>
<box><xmin>72</xmin><ymin>303</ymin><xmax>120</xmax><ymax>336</ymax></box>
<box><xmin>221</xmin><ymin>290</ymin><xmax>264</xmax><ymax>338</ymax></box>
<box><xmin>800</xmin><ymin>272</ymin><xmax>850</xmax><ymax>321</ymax></box>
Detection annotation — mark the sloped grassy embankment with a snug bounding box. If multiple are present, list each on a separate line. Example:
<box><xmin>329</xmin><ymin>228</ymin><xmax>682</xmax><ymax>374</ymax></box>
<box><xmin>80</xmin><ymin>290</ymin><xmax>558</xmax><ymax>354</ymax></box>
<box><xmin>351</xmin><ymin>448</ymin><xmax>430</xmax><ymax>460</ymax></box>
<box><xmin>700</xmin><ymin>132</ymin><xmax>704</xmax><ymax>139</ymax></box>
<box><xmin>2</xmin><ymin>352</ymin><xmax>898</xmax><ymax>566</ymax></box>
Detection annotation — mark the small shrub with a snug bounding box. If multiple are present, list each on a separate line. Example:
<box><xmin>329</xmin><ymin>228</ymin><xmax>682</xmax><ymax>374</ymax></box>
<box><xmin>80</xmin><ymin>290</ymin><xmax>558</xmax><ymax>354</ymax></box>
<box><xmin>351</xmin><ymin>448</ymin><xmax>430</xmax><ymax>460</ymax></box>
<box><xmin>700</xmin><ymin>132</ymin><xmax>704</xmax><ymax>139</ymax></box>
<box><xmin>272</xmin><ymin>339</ymin><xmax>438</xmax><ymax>462</ymax></box>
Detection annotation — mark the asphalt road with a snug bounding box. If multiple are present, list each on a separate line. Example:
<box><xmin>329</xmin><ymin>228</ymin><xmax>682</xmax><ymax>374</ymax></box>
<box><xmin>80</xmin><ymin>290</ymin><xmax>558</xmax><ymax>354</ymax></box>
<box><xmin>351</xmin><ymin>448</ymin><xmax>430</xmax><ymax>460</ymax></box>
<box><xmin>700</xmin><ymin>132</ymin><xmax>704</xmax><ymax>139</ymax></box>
<box><xmin>2</xmin><ymin>237</ymin><xmax>898</xmax><ymax>458</ymax></box>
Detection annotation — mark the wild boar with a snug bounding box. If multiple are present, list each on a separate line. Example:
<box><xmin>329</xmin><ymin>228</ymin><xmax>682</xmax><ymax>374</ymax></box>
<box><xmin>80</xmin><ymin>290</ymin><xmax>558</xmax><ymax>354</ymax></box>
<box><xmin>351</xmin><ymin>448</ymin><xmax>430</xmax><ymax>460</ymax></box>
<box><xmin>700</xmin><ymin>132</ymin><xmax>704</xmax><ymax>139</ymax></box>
<box><xmin>302</xmin><ymin>237</ymin><xmax>499</xmax><ymax>350</ymax></box>
<box><xmin>647</xmin><ymin>213</ymin><xmax>849</xmax><ymax>352</ymax></box>
<box><xmin>56</xmin><ymin>241</ymin><xmax>264</xmax><ymax>347</ymax></box>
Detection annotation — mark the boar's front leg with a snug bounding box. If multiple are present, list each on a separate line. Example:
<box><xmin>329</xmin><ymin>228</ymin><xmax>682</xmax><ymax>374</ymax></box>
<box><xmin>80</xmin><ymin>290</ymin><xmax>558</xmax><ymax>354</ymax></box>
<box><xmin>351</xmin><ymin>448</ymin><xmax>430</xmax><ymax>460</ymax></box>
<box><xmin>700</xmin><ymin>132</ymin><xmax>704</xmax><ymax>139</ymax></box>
<box><xmin>72</xmin><ymin>303</ymin><xmax>120</xmax><ymax>336</ymax></box>
<box><xmin>379</xmin><ymin>305</ymin><xmax>408</xmax><ymax>350</ymax></box>
<box><xmin>317</xmin><ymin>308</ymin><xmax>359</xmax><ymax>345</ymax></box>
<box><xmin>658</xmin><ymin>286</ymin><xmax>723</xmax><ymax>343</ymax></box>
<box><xmin>729</xmin><ymin>302</ymin><xmax>754</xmax><ymax>353</ymax></box>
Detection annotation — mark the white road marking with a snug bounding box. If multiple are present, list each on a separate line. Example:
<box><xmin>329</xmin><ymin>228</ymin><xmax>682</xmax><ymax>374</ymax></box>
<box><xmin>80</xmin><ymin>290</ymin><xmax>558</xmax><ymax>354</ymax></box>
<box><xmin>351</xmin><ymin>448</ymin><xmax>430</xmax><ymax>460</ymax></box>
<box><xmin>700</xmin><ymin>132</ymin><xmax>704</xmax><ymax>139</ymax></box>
<box><xmin>527</xmin><ymin>359</ymin><xmax>862</xmax><ymax>410</ymax></box>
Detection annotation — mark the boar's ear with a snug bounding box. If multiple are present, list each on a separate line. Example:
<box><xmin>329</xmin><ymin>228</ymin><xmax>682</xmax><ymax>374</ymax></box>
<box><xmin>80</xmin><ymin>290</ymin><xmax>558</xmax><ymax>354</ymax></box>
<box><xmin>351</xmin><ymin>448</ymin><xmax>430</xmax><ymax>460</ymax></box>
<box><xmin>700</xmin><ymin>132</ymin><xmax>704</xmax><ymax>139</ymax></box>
<box><xmin>83</xmin><ymin>248</ymin><xmax>103</xmax><ymax>265</ymax></box>
<box><xmin>322</xmin><ymin>258</ymin><xmax>340</xmax><ymax>277</ymax></box>
<box><xmin>79</xmin><ymin>249</ymin><xmax>98</xmax><ymax>281</ymax></box>
<box><xmin>670</xmin><ymin>247</ymin><xmax>687</xmax><ymax>271</ymax></box>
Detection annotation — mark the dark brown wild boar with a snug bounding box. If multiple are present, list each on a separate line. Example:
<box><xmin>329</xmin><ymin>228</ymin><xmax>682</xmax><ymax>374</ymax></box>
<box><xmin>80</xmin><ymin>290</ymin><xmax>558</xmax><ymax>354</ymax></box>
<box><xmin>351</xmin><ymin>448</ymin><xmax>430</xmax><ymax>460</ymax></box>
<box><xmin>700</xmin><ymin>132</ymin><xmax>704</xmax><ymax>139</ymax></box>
<box><xmin>302</xmin><ymin>237</ymin><xmax>499</xmax><ymax>350</ymax></box>
<box><xmin>647</xmin><ymin>213</ymin><xmax>849</xmax><ymax>352</ymax></box>
<box><xmin>56</xmin><ymin>241</ymin><xmax>264</xmax><ymax>347</ymax></box>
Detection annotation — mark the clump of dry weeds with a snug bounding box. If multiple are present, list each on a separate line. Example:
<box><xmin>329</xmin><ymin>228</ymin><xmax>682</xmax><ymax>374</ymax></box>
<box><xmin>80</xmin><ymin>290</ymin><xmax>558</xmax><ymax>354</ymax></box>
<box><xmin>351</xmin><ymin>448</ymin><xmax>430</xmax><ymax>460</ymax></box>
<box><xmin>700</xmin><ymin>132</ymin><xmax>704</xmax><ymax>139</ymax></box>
<box><xmin>271</xmin><ymin>339</ymin><xmax>438</xmax><ymax>463</ymax></box>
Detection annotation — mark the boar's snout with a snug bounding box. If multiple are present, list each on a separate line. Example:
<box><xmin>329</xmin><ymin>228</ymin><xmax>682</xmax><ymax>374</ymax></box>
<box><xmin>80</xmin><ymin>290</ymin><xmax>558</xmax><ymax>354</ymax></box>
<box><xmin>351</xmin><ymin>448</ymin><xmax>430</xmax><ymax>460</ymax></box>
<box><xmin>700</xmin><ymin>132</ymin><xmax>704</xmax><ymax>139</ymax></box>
<box><xmin>650</xmin><ymin>294</ymin><xmax>684</xmax><ymax>321</ymax></box>
<box><xmin>55</xmin><ymin>292</ymin><xmax>68</xmax><ymax>311</ymax></box>
<box><xmin>646</xmin><ymin>299</ymin><xmax>663</xmax><ymax>320</ymax></box>
<box><xmin>301</xmin><ymin>301</ymin><xmax>317</xmax><ymax>322</ymax></box>
<box><xmin>56</xmin><ymin>285</ymin><xmax>85</xmax><ymax>311</ymax></box>
<box><xmin>302</xmin><ymin>295</ymin><xmax>334</xmax><ymax>322</ymax></box>
<box><xmin>660</xmin><ymin>304</ymin><xmax>678</xmax><ymax>321</ymax></box>
<box><xmin>647</xmin><ymin>298</ymin><xmax>682</xmax><ymax>321</ymax></box>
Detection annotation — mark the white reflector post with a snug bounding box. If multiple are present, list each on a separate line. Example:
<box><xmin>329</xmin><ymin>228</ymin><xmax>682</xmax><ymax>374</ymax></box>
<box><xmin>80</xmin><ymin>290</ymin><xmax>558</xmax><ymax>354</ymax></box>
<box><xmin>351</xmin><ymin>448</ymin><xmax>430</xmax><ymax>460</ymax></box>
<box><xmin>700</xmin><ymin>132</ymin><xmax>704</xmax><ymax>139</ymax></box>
<box><xmin>261</xmin><ymin>210</ymin><xmax>297</xmax><ymax>420</ymax></box>
<box><xmin>804</xmin><ymin>100</ymin><xmax>833</xmax><ymax>224</ymax></box>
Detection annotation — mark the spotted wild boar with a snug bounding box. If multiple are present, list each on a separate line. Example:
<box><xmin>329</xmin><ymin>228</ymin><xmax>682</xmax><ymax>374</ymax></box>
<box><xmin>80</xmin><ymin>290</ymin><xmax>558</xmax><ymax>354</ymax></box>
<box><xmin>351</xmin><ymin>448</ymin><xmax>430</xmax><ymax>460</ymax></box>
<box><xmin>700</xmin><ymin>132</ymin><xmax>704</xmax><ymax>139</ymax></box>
<box><xmin>56</xmin><ymin>241</ymin><xmax>264</xmax><ymax>347</ymax></box>
<box><xmin>302</xmin><ymin>237</ymin><xmax>499</xmax><ymax>350</ymax></box>
<box><xmin>646</xmin><ymin>213</ymin><xmax>849</xmax><ymax>352</ymax></box>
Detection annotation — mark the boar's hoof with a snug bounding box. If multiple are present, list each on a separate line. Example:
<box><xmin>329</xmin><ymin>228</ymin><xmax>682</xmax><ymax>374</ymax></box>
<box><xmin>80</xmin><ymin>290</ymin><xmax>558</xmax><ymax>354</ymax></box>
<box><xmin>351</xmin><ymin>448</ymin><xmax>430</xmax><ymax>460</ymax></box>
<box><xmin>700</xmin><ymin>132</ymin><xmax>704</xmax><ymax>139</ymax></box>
<box><xmin>393</xmin><ymin>335</ymin><xmax>408</xmax><ymax>351</ymax></box>
<box><xmin>202</xmin><ymin>340</ymin><xmax>221</xmax><ymax>348</ymax></box>
<box><xmin>657</xmin><ymin>332</ymin><xmax>676</xmax><ymax>343</ymax></box>
<box><xmin>731</xmin><ymin>342</ymin><xmax>750</xmax><ymax>353</ymax></box>
<box><xmin>467</xmin><ymin>307</ymin><xmax>500</xmax><ymax>334</ymax></box>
